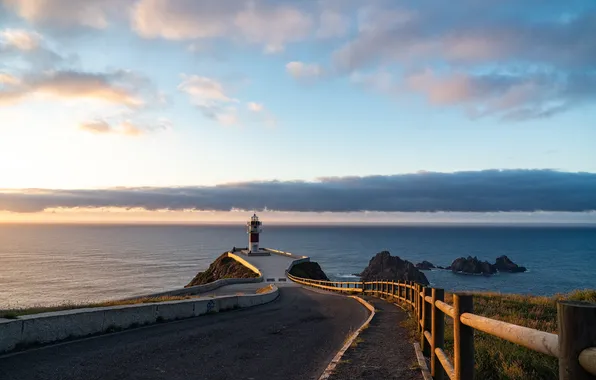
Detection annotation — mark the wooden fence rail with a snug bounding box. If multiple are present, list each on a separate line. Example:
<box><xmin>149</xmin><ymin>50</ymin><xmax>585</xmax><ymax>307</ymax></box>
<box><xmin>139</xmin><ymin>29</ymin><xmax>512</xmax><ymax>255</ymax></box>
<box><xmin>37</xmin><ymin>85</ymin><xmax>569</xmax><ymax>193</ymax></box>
<box><xmin>286</xmin><ymin>273</ymin><xmax>596</xmax><ymax>380</ymax></box>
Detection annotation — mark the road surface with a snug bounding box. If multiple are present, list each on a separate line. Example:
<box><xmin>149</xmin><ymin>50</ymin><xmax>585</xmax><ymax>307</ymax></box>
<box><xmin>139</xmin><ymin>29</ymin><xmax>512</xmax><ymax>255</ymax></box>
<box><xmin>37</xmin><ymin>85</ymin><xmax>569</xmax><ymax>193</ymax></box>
<box><xmin>0</xmin><ymin>287</ymin><xmax>368</xmax><ymax>380</ymax></box>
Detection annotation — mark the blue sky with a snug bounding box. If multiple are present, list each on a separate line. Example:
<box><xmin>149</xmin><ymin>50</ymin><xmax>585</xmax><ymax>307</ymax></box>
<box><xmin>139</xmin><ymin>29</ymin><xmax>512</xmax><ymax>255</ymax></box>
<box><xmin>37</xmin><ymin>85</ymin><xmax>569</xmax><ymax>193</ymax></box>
<box><xmin>1</xmin><ymin>0</ymin><xmax>595</xmax><ymax>222</ymax></box>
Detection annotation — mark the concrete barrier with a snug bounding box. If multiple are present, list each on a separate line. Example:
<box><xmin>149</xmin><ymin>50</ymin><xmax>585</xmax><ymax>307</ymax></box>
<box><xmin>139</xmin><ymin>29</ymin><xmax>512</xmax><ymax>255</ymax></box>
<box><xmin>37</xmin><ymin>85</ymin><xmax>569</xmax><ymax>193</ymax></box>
<box><xmin>0</xmin><ymin>319</ymin><xmax>23</xmax><ymax>352</ymax></box>
<box><xmin>0</xmin><ymin>286</ymin><xmax>279</xmax><ymax>354</ymax></box>
<box><xmin>102</xmin><ymin>304</ymin><xmax>157</xmax><ymax>330</ymax></box>
<box><xmin>20</xmin><ymin>309</ymin><xmax>105</xmax><ymax>345</ymax></box>
<box><xmin>262</xmin><ymin>248</ymin><xmax>309</xmax><ymax>260</ymax></box>
<box><xmin>156</xmin><ymin>300</ymin><xmax>195</xmax><ymax>321</ymax></box>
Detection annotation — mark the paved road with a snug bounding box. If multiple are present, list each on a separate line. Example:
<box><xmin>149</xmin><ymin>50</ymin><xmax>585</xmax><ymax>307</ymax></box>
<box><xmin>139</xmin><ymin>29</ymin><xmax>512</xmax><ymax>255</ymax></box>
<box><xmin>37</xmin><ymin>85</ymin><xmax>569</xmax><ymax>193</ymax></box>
<box><xmin>0</xmin><ymin>287</ymin><xmax>368</xmax><ymax>380</ymax></box>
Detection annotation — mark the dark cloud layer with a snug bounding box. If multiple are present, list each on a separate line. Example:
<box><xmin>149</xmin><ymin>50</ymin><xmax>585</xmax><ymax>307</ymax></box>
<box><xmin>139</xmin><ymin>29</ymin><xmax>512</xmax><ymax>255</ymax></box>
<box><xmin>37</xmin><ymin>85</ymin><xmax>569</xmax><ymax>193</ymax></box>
<box><xmin>1</xmin><ymin>170</ymin><xmax>595</xmax><ymax>213</ymax></box>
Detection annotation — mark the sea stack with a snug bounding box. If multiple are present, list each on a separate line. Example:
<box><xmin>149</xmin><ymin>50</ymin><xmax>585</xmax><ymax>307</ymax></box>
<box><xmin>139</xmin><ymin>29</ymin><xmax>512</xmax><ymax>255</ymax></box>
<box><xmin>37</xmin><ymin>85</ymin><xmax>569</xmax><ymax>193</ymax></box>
<box><xmin>359</xmin><ymin>251</ymin><xmax>429</xmax><ymax>285</ymax></box>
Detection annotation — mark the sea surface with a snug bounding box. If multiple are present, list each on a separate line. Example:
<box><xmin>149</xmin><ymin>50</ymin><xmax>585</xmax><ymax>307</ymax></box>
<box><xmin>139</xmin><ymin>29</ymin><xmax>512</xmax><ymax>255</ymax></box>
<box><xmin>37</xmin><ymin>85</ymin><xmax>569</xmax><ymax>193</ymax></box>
<box><xmin>1</xmin><ymin>224</ymin><xmax>595</xmax><ymax>309</ymax></box>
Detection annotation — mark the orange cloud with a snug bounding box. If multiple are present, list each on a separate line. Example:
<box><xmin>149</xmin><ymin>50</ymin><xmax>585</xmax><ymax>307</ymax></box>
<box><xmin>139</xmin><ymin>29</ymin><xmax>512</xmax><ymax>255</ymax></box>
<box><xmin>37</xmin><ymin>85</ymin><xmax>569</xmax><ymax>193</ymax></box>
<box><xmin>0</xmin><ymin>70</ymin><xmax>145</xmax><ymax>107</ymax></box>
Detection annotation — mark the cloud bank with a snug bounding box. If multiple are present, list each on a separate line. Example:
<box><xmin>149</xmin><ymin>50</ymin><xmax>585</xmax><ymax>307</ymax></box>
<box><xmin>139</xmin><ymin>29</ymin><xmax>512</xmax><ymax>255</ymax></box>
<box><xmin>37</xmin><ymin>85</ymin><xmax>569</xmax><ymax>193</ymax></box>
<box><xmin>2</xmin><ymin>170</ymin><xmax>595</xmax><ymax>213</ymax></box>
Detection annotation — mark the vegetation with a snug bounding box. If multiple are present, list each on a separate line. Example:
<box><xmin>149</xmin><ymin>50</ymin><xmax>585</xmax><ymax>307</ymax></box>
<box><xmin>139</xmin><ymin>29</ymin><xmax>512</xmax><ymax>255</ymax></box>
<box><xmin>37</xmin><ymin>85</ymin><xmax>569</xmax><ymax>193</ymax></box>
<box><xmin>256</xmin><ymin>284</ymin><xmax>275</xmax><ymax>294</ymax></box>
<box><xmin>186</xmin><ymin>253</ymin><xmax>259</xmax><ymax>287</ymax></box>
<box><xmin>0</xmin><ymin>295</ymin><xmax>197</xmax><ymax>319</ymax></box>
<box><xmin>399</xmin><ymin>289</ymin><xmax>596</xmax><ymax>380</ymax></box>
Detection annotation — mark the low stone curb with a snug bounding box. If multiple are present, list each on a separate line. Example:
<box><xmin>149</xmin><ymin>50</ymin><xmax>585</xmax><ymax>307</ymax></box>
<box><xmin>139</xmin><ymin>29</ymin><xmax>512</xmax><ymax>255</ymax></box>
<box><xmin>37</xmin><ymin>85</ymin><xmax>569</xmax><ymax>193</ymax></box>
<box><xmin>0</xmin><ymin>286</ymin><xmax>278</xmax><ymax>354</ymax></box>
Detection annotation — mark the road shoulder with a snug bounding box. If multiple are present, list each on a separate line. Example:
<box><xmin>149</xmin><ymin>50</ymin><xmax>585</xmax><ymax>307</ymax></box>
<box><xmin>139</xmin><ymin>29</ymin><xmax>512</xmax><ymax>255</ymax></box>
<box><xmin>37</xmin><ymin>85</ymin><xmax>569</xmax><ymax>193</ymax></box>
<box><xmin>327</xmin><ymin>296</ymin><xmax>423</xmax><ymax>380</ymax></box>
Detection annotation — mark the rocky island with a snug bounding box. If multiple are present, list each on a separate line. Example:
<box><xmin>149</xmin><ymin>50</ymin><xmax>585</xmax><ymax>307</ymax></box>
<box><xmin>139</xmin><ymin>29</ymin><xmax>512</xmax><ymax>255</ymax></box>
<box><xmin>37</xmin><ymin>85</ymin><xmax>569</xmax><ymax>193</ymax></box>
<box><xmin>358</xmin><ymin>251</ymin><xmax>429</xmax><ymax>285</ymax></box>
<box><xmin>415</xmin><ymin>255</ymin><xmax>527</xmax><ymax>276</ymax></box>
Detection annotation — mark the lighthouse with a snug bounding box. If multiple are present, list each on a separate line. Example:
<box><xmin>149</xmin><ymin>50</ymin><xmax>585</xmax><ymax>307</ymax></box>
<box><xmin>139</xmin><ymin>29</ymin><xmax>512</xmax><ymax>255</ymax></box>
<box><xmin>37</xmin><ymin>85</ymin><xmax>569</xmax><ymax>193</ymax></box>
<box><xmin>247</xmin><ymin>213</ymin><xmax>263</xmax><ymax>253</ymax></box>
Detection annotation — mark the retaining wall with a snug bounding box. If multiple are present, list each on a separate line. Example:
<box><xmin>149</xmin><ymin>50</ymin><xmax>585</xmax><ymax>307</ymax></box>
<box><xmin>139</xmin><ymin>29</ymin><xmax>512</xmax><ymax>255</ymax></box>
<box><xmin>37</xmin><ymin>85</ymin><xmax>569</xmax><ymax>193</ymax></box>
<box><xmin>0</xmin><ymin>286</ymin><xmax>278</xmax><ymax>354</ymax></box>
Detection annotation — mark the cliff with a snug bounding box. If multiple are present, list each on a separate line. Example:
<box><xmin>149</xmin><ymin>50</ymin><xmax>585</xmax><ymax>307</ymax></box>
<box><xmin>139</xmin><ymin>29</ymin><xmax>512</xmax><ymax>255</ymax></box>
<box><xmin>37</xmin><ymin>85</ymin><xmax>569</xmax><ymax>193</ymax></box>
<box><xmin>185</xmin><ymin>253</ymin><xmax>259</xmax><ymax>287</ymax></box>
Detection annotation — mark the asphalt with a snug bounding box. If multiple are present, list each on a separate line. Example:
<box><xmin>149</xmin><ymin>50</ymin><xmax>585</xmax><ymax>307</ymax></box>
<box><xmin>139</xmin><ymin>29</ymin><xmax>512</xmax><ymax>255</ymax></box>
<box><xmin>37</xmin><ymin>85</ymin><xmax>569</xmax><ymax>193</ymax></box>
<box><xmin>0</xmin><ymin>287</ymin><xmax>369</xmax><ymax>380</ymax></box>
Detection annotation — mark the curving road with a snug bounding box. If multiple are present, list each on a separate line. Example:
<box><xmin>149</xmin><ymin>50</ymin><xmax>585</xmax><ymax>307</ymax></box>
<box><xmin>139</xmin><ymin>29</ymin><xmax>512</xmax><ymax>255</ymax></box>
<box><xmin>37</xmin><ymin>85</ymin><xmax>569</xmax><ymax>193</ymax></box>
<box><xmin>0</xmin><ymin>287</ymin><xmax>368</xmax><ymax>380</ymax></box>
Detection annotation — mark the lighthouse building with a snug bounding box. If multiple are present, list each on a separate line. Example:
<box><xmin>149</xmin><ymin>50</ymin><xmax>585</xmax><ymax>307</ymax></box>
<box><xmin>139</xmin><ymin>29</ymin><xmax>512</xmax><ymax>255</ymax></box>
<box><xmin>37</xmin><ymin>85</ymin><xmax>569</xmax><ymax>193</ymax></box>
<box><xmin>247</xmin><ymin>214</ymin><xmax>263</xmax><ymax>254</ymax></box>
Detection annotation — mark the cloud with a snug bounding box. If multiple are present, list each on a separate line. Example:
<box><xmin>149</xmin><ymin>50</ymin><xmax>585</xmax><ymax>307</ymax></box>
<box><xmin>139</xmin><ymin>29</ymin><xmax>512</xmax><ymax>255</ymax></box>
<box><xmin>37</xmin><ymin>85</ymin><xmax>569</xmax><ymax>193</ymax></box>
<box><xmin>0</xmin><ymin>29</ymin><xmax>41</xmax><ymax>50</ymax></box>
<box><xmin>333</xmin><ymin>1</ymin><xmax>596</xmax><ymax>71</ymax></box>
<box><xmin>79</xmin><ymin>120</ymin><xmax>111</xmax><ymax>134</ymax></box>
<box><xmin>329</xmin><ymin>0</ymin><xmax>596</xmax><ymax>120</ymax></box>
<box><xmin>0</xmin><ymin>28</ymin><xmax>69</xmax><ymax>69</ymax></box>
<box><xmin>1</xmin><ymin>0</ymin><xmax>124</xmax><ymax>29</ymax></box>
<box><xmin>0</xmin><ymin>72</ymin><xmax>20</xmax><ymax>85</ymax></box>
<box><xmin>178</xmin><ymin>74</ymin><xmax>240</xmax><ymax>125</ymax></box>
<box><xmin>247</xmin><ymin>102</ymin><xmax>264</xmax><ymax>112</ymax></box>
<box><xmin>1</xmin><ymin>170</ymin><xmax>595</xmax><ymax>213</ymax></box>
<box><xmin>178</xmin><ymin>75</ymin><xmax>237</xmax><ymax>104</ymax></box>
<box><xmin>0</xmin><ymin>70</ymin><xmax>150</xmax><ymax>107</ymax></box>
<box><xmin>404</xmin><ymin>69</ymin><xmax>596</xmax><ymax>121</ymax></box>
<box><xmin>132</xmin><ymin>0</ymin><xmax>313</xmax><ymax>52</ymax></box>
<box><xmin>247</xmin><ymin>101</ymin><xmax>276</xmax><ymax>126</ymax></box>
<box><xmin>317</xmin><ymin>10</ymin><xmax>350</xmax><ymax>38</ymax></box>
<box><xmin>286</xmin><ymin>61</ymin><xmax>324</xmax><ymax>80</ymax></box>
<box><xmin>179</xmin><ymin>75</ymin><xmax>275</xmax><ymax>126</ymax></box>
<box><xmin>79</xmin><ymin>118</ymin><xmax>171</xmax><ymax>136</ymax></box>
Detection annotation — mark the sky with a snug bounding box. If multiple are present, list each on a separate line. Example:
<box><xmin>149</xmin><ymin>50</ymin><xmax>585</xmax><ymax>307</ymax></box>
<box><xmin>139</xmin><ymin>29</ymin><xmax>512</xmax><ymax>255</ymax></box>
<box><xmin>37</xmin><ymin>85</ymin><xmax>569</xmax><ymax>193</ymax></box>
<box><xmin>1</xmin><ymin>0</ymin><xmax>595</xmax><ymax>224</ymax></box>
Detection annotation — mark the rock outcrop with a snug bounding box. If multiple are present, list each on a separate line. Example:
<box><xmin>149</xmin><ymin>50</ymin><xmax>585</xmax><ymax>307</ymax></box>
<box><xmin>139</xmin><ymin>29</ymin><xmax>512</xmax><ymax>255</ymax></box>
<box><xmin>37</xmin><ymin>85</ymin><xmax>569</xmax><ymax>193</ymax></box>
<box><xmin>186</xmin><ymin>253</ymin><xmax>259</xmax><ymax>287</ymax></box>
<box><xmin>289</xmin><ymin>261</ymin><xmax>329</xmax><ymax>281</ymax></box>
<box><xmin>450</xmin><ymin>256</ymin><xmax>497</xmax><ymax>275</ymax></box>
<box><xmin>359</xmin><ymin>251</ymin><xmax>429</xmax><ymax>285</ymax></box>
<box><xmin>494</xmin><ymin>255</ymin><xmax>527</xmax><ymax>273</ymax></box>
<box><xmin>415</xmin><ymin>260</ymin><xmax>436</xmax><ymax>270</ymax></box>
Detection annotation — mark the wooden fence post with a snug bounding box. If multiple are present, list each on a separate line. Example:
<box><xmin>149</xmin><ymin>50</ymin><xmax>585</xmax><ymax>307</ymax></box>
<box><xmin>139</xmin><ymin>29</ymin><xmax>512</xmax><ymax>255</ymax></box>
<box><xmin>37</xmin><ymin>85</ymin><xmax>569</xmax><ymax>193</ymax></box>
<box><xmin>418</xmin><ymin>285</ymin><xmax>424</xmax><ymax>332</ymax></box>
<box><xmin>416</xmin><ymin>283</ymin><xmax>420</xmax><ymax>313</ymax></box>
<box><xmin>414</xmin><ymin>284</ymin><xmax>419</xmax><ymax>329</ymax></box>
<box><xmin>558</xmin><ymin>301</ymin><xmax>596</xmax><ymax>380</ymax></box>
<box><xmin>432</xmin><ymin>288</ymin><xmax>445</xmax><ymax>380</ymax></box>
<box><xmin>454</xmin><ymin>293</ymin><xmax>474</xmax><ymax>380</ymax></box>
<box><xmin>421</xmin><ymin>287</ymin><xmax>432</xmax><ymax>356</ymax></box>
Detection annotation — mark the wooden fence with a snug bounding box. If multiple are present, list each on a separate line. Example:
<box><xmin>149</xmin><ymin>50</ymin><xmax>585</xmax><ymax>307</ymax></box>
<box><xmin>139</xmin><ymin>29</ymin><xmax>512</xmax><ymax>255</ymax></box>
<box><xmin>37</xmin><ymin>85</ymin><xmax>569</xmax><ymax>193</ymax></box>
<box><xmin>286</xmin><ymin>273</ymin><xmax>596</xmax><ymax>380</ymax></box>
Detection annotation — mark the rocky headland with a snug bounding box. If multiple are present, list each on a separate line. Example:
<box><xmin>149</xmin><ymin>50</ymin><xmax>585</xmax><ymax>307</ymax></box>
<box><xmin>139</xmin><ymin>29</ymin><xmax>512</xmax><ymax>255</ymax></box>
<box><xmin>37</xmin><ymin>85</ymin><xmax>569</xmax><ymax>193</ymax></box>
<box><xmin>358</xmin><ymin>251</ymin><xmax>429</xmax><ymax>285</ymax></box>
<box><xmin>186</xmin><ymin>253</ymin><xmax>259</xmax><ymax>287</ymax></box>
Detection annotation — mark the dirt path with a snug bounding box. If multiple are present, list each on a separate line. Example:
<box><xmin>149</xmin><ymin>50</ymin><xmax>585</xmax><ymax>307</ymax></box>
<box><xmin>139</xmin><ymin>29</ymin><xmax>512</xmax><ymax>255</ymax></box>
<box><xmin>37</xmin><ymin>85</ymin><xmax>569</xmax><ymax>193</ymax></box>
<box><xmin>327</xmin><ymin>295</ymin><xmax>423</xmax><ymax>380</ymax></box>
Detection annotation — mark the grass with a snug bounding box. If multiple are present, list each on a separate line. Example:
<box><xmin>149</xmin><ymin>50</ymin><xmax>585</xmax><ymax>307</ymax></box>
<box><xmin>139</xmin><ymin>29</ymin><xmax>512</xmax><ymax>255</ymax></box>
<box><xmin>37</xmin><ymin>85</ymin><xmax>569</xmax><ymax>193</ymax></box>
<box><xmin>255</xmin><ymin>284</ymin><xmax>275</xmax><ymax>294</ymax></box>
<box><xmin>0</xmin><ymin>295</ymin><xmax>198</xmax><ymax>319</ymax></box>
<box><xmin>398</xmin><ymin>289</ymin><xmax>596</xmax><ymax>380</ymax></box>
<box><xmin>1</xmin><ymin>284</ymin><xmax>276</xmax><ymax>319</ymax></box>
<box><xmin>351</xmin><ymin>336</ymin><xmax>364</xmax><ymax>348</ymax></box>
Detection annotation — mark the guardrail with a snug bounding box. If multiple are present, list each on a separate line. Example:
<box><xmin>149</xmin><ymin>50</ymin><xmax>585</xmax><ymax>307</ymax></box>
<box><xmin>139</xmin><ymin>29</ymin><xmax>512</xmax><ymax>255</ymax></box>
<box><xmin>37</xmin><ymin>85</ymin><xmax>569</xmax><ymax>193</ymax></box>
<box><xmin>286</xmin><ymin>275</ymin><xmax>596</xmax><ymax>380</ymax></box>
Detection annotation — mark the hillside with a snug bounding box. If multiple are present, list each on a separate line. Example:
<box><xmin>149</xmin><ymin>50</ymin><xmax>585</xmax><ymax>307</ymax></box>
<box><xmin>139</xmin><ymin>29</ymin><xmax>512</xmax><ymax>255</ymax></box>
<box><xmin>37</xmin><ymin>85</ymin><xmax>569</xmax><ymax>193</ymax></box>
<box><xmin>186</xmin><ymin>254</ymin><xmax>259</xmax><ymax>287</ymax></box>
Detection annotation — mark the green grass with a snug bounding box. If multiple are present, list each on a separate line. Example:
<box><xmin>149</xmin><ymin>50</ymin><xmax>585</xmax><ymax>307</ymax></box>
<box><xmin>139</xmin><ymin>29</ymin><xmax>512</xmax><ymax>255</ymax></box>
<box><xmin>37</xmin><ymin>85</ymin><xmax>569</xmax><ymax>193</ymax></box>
<box><xmin>399</xmin><ymin>289</ymin><xmax>596</xmax><ymax>380</ymax></box>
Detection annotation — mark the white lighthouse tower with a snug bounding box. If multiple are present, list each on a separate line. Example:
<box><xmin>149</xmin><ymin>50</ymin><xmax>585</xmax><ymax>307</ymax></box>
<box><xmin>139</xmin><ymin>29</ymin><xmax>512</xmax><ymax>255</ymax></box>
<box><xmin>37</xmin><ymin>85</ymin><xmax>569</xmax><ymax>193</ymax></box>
<box><xmin>247</xmin><ymin>213</ymin><xmax>263</xmax><ymax>254</ymax></box>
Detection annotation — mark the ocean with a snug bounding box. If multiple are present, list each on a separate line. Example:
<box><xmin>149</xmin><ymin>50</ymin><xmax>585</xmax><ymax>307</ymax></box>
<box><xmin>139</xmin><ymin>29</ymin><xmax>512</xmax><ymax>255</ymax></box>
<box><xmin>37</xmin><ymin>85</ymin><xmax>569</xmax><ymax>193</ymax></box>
<box><xmin>1</xmin><ymin>224</ymin><xmax>595</xmax><ymax>309</ymax></box>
